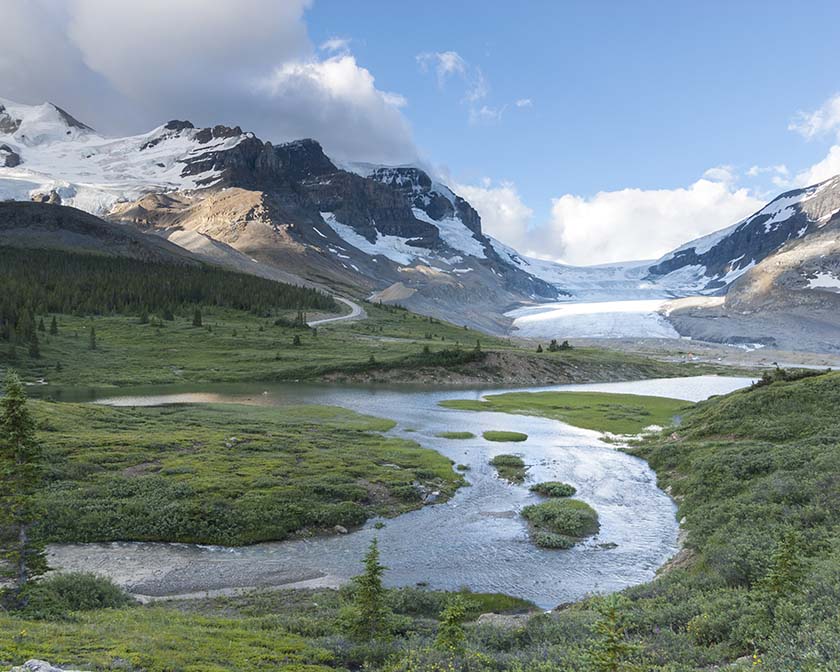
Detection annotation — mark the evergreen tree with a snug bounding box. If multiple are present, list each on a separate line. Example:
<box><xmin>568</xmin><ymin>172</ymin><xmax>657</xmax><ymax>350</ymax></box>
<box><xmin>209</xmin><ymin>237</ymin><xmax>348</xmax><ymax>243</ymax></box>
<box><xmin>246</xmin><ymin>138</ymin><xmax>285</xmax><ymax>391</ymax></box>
<box><xmin>0</xmin><ymin>372</ymin><xmax>48</xmax><ymax>608</ymax></box>
<box><xmin>192</xmin><ymin>309</ymin><xmax>203</xmax><ymax>327</ymax></box>
<box><xmin>88</xmin><ymin>326</ymin><xmax>97</xmax><ymax>351</ymax></box>
<box><xmin>139</xmin><ymin>310</ymin><xmax>149</xmax><ymax>325</ymax></box>
<box><xmin>762</xmin><ymin>528</ymin><xmax>805</xmax><ymax>597</ymax></box>
<box><xmin>536</xmin><ymin>344</ymin><xmax>543</xmax><ymax>353</ymax></box>
<box><xmin>587</xmin><ymin>595</ymin><xmax>641</xmax><ymax>672</ymax></box>
<box><xmin>341</xmin><ymin>538</ymin><xmax>394</xmax><ymax>642</ymax></box>
<box><xmin>549</xmin><ymin>339</ymin><xmax>559</xmax><ymax>352</ymax></box>
<box><xmin>434</xmin><ymin>595</ymin><xmax>471</xmax><ymax>653</ymax></box>
<box><xmin>292</xmin><ymin>335</ymin><xmax>302</xmax><ymax>346</ymax></box>
<box><xmin>28</xmin><ymin>332</ymin><xmax>40</xmax><ymax>359</ymax></box>
<box><xmin>474</xmin><ymin>339</ymin><xmax>482</xmax><ymax>353</ymax></box>
<box><xmin>48</xmin><ymin>316</ymin><xmax>58</xmax><ymax>336</ymax></box>
<box><xmin>37</xmin><ymin>318</ymin><xmax>46</xmax><ymax>333</ymax></box>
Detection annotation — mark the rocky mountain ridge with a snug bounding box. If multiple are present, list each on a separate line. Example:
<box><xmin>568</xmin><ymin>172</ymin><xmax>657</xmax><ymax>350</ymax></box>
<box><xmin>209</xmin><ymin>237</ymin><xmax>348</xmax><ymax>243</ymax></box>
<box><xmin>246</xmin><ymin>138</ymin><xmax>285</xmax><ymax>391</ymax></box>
<box><xmin>1</xmin><ymin>96</ymin><xmax>839</xmax><ymax>340</ymax></box>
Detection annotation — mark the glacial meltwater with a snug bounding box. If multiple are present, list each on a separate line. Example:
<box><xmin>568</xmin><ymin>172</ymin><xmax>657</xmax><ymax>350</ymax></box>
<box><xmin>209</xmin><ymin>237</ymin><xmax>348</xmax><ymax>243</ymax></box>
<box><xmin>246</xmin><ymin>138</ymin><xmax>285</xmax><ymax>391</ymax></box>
<box><xmin>44</xmin><ymin>375</ymin><xmax>752</xmax><ymax>609</ymax></box>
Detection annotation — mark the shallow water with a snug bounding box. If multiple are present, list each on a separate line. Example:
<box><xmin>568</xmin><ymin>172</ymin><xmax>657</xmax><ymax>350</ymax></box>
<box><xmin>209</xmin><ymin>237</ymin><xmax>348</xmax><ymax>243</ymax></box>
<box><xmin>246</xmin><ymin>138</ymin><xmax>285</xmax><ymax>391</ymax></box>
<box><xmin>46</xmin><ymin>375</ymin><xmax>753</xmax><ymax>609</ymax></box>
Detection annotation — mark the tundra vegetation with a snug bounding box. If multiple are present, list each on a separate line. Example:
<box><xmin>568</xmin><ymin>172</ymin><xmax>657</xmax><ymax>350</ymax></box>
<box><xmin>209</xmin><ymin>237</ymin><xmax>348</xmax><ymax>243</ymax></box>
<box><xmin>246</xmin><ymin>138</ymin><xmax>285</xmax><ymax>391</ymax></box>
<box><xmin>488</xmin><ymin>453</ymin><xmax>527</xmax><ymax>483</ymax></box>
<box><xmin>442</xmin><ymin>390</ymin><xmax>693</xmax><ymax>435</ymax></box>
<box><xmin>13</xmin><ymin>396</ymin><xmax>464</xmax><ymax>545</ymax></box>
<box><xmin>1</xmin><ymin>371</ymin><xmax>839</xmax><ymax>670</ymax></box>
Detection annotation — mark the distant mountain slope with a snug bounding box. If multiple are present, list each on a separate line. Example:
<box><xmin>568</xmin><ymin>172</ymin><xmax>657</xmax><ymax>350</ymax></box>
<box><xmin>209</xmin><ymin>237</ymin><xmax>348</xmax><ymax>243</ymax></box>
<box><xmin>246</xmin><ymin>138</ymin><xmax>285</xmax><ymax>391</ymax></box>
<box><xmin>0</xmin><ymin>200</ymin><xmax>201</xmax><ymax>264</ymax></box>
<box><xmin>648</xmin><ymin>174</ymin><xmax>840</xmax><ymax>292</ymax></box>
<box><xmin>0</xmin><ymin>97</ymin><xmax>556</xmax><ymax>332</ymax></box>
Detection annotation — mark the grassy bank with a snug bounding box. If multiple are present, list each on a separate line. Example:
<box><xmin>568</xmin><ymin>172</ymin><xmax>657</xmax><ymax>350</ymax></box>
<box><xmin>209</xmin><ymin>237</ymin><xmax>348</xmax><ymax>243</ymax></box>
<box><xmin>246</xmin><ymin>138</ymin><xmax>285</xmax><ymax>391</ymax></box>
<box><xmin>1</xmin><ymin>300</ymin><xmax>744</xmax><ymax>388</ymax></box>
<box><xmin>30</xmin><ymin>400</ymin><xmax>462</xmax><ymax>545</ymax></box>
<box><xmin>441</xmin><ymin>390</ymin><xmax>693</xmax><ymax>435</ymax></box>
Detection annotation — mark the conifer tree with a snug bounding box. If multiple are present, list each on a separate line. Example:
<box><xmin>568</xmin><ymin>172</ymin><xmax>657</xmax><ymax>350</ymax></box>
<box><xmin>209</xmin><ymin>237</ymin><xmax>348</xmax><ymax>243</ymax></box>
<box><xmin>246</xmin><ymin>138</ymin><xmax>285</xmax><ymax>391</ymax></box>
<box><xmin>192</xmin><ymin>309</ymin><xmax>203</xmax><ymax>327</ymax></box>
<box><xmin>28</xmin><ymin>332</ymin><xmax>40</xmax><ymax>359</ymax></box>
<box><xmin>48</xmin><ymin>316</ymin><xmax>58</xmax><ymax>336</ymax></box>
<box><xmin>37</xmin><ymin>318</ymin><xmax>46</xmax><ymax>333</ymax></box>
<box><xmin>587</xmin><ymin>595</ymin><xmax>641</xmax><ymax>672</ymax></box>
<box><xmin>0</xmin><ymin>372</ymin><xmax>48</xmax><ymax>608</ymax></box>
<box><xmin>89</xmin><ymin>326</ymin><xmax>97</xmax><ymax>350</ymax></box>
<box><xmin>434</xmin><ymin>595</ymin><xmax>471</xmax><ymax>653</ymax></box>
<box><xmin>341</xmin><ymin>538</ymin><xmax>394</xmax><ymax>642</ymax></box>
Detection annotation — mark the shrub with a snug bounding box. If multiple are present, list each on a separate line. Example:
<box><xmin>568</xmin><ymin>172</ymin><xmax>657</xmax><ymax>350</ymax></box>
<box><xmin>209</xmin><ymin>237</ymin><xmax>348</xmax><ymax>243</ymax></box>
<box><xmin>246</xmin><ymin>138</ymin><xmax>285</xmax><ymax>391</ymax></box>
<box><xmin>489</xmin><ymin>454</ymin><xmax>527</xmax><ymax>483</ymax></box>
<box><xmin>530</xmin><ymin>481</ymin><xmax>577</xmax><ymax>498</ymax></box>
<box><xmin>521</xmin><ymin>499</ymin><xmax>599</xmax><ymax>542</ymax></box>
<box><xmin>483</xmin><ymin>431</ymin><xmax>528</xmax><ymax>442</ymax></box>
<box><xmin>19</xmin><ymin>572</ymin><xmax>134</xmax><ymax>619</ymax></box>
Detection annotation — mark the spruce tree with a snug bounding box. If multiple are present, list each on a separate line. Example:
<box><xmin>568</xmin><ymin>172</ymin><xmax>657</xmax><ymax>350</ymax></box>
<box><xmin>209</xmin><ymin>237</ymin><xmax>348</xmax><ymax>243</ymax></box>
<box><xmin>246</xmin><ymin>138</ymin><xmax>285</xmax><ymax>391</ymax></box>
<box><xmin>292</xmin><ymin>334</ymin><xmax>302</xmax><ymax>346</ymax></box>
<box><xmin>587</xmin><ymin>595</ymin><xmax>641</xmax><ymax>672</ymax></box>
<box><xmin>537</xmin><ymin>344</ymin><xmax>543</xmax><ymax>353</ymax></box>
<box><xmin>28</xmin><ymin>332</ymin><xmax>40</xmax><ymax>359</ymax></box>
<box><xmin>89</xmin><ymin>326</ymin><xmax>97</xmax><ymax>350</ymax></box>
<box><xmin>37</xmin><ymin>318</ymin><xmax>46</xmax><ymax>333</ymax></box>
<box><xmin>0</xmin><ymin>372</ymin><xmax>48</xmax><ymax>608</ymax></box>
<box><xmin>192</xmin><ymin>309</ymin><xmax>203</xmax><ymax>327</ymax></box>
<box><xmin>434</xmin><ymin>595</ymin><xmax>471</xmax><ymax>653</ymax></box>
<box><xmin>341</xmin><ymin>538</ymin><xmax>393</xmax><ymax>642</ymax></box>
<box><xmin>48</xmin><ymin>316</ymin><xmax>58</xmax><ymax>336</ymax></box>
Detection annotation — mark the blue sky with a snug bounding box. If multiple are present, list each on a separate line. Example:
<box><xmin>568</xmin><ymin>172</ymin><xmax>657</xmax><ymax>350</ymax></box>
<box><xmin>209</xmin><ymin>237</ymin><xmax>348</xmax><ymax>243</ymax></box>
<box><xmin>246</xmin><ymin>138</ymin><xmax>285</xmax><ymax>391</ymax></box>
<box><xmin>308</xmin><ymin>1</ymin><xmax>837</xmax><ymax>205</ymax></box>
<box><xmin>3</xmin><ymin>0</ymin><xmax>840</xmax><ymax>264</ymax></box>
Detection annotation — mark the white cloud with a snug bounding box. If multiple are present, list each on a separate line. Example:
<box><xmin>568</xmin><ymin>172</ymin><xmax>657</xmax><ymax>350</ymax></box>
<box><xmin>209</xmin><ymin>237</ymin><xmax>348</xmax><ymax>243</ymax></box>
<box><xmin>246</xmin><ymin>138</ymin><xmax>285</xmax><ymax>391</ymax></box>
<box><xmin>790</xmin><ymin>145</ymin><xmax>840</xmax><ymax>187</ymax></box>
<box><xmin>515</xmin><ymin>98</ymin><xmax>533</xmax><ymax>108</ymax></box>
<box><xmin>469</xmin><ymin>105</ymin><xmax>505</xmax><ymax>125</ymax></box>
<box><xmin>0</xmin><ymin>0</ymin><xmax>416</xmax><ymax>164</ymax></box>
<box><xmin>789</xmin><ymin>93</ymin><xmax>840</xmax><ymax>140</ymax></box>
<box><xmin>256</xmin><ymin>55</ymin><xmax>414</xmax><ymax>163</ymax></box>
<box><xmin>416</xmin><ymin>51</ymin><xmax>468</xmax><ymax>88</ymax></box>
<box><xmin>320</xmin><ymin>37</ymin><xmax>351</xmax><ymax>54</ymax></box>
<box><xmin>455</xmin><ymin>179</ymin><xmax>534</xmax><ymax>251</ymax></box>
<box><xmin>544</xmin><ymin>177</ymin><xmax>763</xmax><ymax>265</ymax></box>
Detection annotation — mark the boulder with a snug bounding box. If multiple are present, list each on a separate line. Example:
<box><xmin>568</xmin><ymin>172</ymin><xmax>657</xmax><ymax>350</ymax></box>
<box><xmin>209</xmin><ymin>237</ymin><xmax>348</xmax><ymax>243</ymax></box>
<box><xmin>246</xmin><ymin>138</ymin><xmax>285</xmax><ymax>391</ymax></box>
<box><xmin>8</xmin><ymin>661</ymin><xmax>88</xmax><ymax>672</ymax></box>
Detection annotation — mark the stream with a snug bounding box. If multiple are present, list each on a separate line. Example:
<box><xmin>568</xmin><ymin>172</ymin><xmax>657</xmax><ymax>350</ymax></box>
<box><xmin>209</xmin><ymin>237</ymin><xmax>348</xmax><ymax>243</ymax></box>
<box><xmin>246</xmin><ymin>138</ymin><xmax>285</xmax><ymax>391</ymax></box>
<box><xmin>44</xmin><ymin>375</ymin><xmax>752</xmax><ymax>610</ymax></box>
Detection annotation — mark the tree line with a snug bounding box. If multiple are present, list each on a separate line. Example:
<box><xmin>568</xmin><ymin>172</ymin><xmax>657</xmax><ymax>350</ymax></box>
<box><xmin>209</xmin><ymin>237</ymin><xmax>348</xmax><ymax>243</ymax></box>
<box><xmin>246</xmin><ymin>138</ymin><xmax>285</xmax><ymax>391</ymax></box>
<box><xmin>0</xmin><ymin>246</ymin><xmax>335</xmax><ymax>346</ymax></box>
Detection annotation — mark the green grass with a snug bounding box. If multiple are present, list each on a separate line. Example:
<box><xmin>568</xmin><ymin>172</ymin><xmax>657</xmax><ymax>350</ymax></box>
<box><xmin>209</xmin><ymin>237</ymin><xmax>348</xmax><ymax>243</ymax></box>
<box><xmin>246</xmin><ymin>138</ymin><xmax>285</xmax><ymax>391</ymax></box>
<box><xmin>436</xmin><ymin>431</ymin><xmax>475</xmax><ymax>440</ymax></box>
<box><xmin>489</xmin><ymin>453</ymin><xmax>527</xmax><ymax>483</ymax></box>
<box><xmin>530</xmin><ymin>481</ymin><xmax>577</xmax><ymax>498</ymax></box>
<box><xmin>521</xmin><ymin>498</ymin><xmax>600</xmax><ymax>549</ymax></box>
<box><xmin>0</xmin><ymin>584</ymin><xmax>536</xmax><ymax>672</ymax></box>
<box><xmin>1</xmin><ymin>301</ymin><xmax>744</xmax><ymax>389</ymax></box>
<box><xmin>482</xmin><ymin>430</ymin><xmax>528</xmax><ymax>442</ymax></box>
<box><xmin>0</xmin><ymin>303</ymin><xmax>513</xmax><ymax>387</ymax></box>
<box><xmin>29</xmin><ymin>399</ymin><xmax>462</xmax><ymax>545</ymax></box>
<box><xmin>442</xmin><ymin>390</ymin><xmax>693</xmax><ymax>435</ymax></box>
<box><xmin>0</xmin><ymin>606</ymin><xmax>337</xmax><ymax>672</ymax></box>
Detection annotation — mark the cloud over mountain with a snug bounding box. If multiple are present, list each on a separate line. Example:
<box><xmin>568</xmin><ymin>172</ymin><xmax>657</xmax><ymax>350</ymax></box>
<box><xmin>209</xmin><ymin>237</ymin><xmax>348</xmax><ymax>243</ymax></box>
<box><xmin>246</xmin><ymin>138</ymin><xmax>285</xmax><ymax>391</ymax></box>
<box><xmin>1</xmin><ymin>0</ymin><xmax>416</xmax><ymax>164</ymax></box>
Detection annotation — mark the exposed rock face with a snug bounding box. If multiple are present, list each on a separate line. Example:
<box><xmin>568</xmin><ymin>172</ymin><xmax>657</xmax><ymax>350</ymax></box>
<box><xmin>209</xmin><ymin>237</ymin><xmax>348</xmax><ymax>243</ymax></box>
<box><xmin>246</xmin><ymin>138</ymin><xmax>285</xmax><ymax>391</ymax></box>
<box><xmin>8</xmin><ymin>660</ymin><xmax>88</xmax><ymax>672</ymax></box>
<box><xmin>0</xmin><ymin>143</ymin><xmax>21</xmax><ymax>167</ymax></box>
<box><xmin>649</xmin><ymin>175</ymin><xmax>840</xmax><ymax>291</ymax></box>
<box><xmin>0</xmin><ymin>105</ymin><xmax>22</xmax><ymax>134</ymax></box>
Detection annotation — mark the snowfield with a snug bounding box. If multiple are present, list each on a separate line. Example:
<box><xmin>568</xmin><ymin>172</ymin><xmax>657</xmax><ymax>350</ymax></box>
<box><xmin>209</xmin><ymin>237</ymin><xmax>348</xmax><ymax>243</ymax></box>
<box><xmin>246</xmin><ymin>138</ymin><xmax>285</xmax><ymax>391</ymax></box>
<box><xmin>506</xmin><ymin>299</ymin><xmax>681</xmax><ymax>339</ymax></box>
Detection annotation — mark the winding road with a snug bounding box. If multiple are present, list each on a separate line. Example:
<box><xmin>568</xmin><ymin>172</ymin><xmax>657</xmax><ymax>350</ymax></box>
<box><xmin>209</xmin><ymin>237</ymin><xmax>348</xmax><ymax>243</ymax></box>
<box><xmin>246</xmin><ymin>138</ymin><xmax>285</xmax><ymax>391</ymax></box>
<box><xmin>307</xmin><ymin>296</ymin><xmax>366</xmax><ymax>327</ymax></box>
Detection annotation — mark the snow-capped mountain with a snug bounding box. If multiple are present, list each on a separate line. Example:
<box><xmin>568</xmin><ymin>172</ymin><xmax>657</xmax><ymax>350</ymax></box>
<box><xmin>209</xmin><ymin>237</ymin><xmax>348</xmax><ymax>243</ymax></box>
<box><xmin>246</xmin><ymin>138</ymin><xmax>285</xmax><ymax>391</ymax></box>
<box><xmin>0</xmin><ymin>97</ymin><xmax>556</xmax><ymax>332</ymax></box>
<box><xmin>648</xmin><ymin>175</ymin><xmax>840</xmax><ymax>292</ymax></box>
<box><xmin>2</xmin><ymin>95</ymin><xmax>839</xmax><ymax>341</ymax></box>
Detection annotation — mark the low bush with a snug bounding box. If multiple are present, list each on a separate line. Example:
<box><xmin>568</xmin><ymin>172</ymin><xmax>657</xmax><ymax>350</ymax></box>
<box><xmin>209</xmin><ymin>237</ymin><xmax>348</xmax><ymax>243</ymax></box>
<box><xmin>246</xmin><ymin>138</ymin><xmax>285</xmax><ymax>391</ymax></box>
<box><xmin>18</xmin><ymin>573</ymin><xmax>134</xmax><ymax>620</ymax></box>
<box><xmin>483</xmin><ymin>431</ymin><xmax>528</xmax><ymax>442</ymax></box>
<box><xmin>521</xmin><ymin>499</ymin><xmax>599</xmax><ymax>542</ymax></box>
<box><xmin>530</xmin><ymin>481</ymin><xmax>576</xmax><ymax>498</ymax></box>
